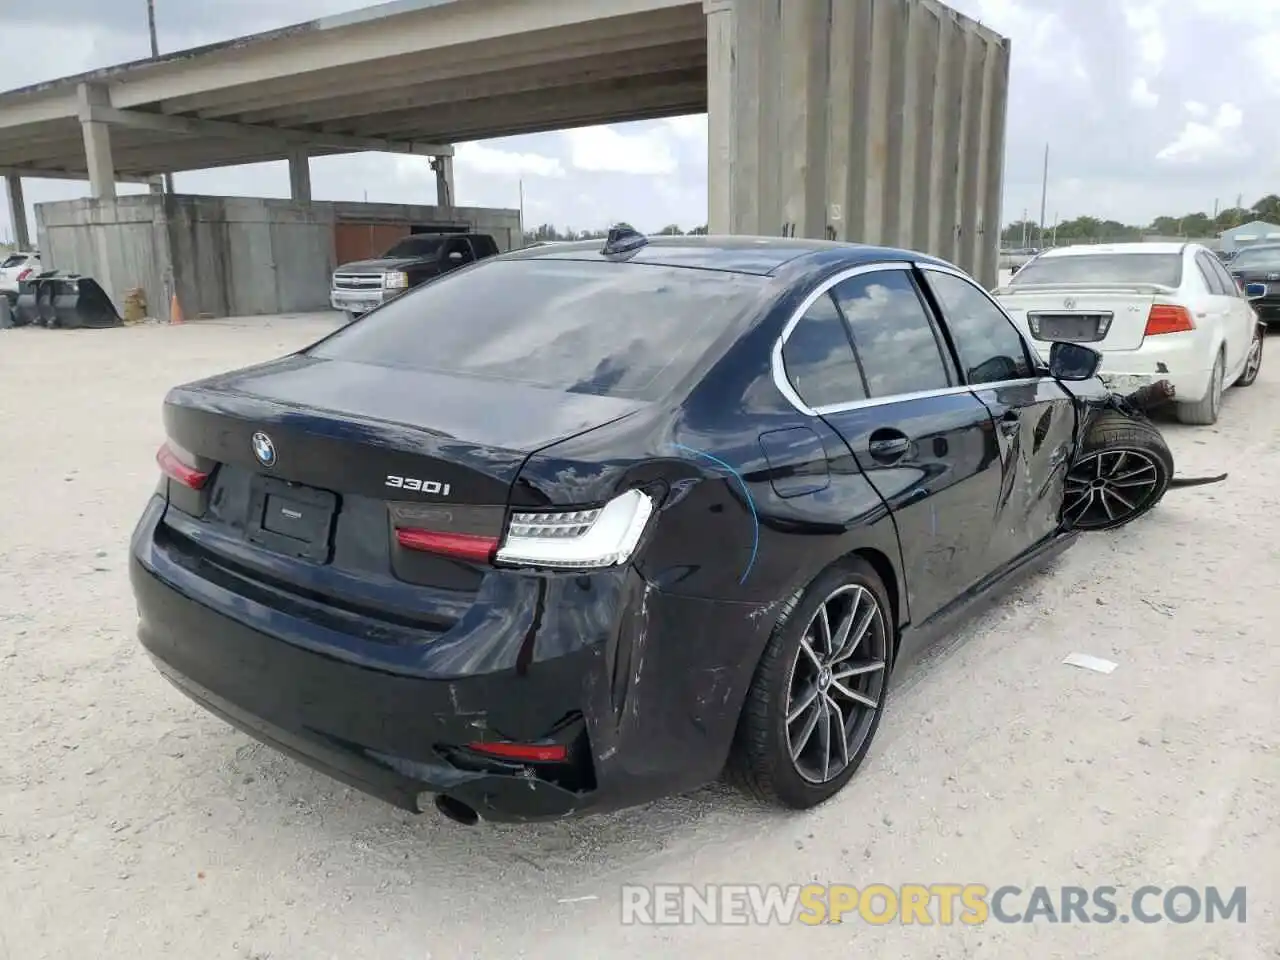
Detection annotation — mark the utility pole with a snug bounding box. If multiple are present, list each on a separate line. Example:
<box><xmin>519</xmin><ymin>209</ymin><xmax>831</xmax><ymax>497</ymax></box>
<box><xmin>518</xmin><ymin>179</ymin><xmax>525</xmax><ymax>238</ymax></box>
<box><xmin>1037</xmin><ymin>143</ymin><xmax>1049</xmax><ymax>248</ymax></box>
<box><xmin>147</xmin><ymin>0</ymin><xmax>176</xmax><ymax>196</ymax></box>
<box><xmin>1051</xmin><ymin>212</ymin><xmax>1059</xmax><ymax>247</ymax></box>
<box><xmin>1020</xmin><ymin>207</ymin><xmax>1028</xmax><ymax>247</ymax></box>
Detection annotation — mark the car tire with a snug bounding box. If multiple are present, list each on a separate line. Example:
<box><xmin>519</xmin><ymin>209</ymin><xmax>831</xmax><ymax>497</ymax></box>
<box><xmin>1236</xmin><ymin>325</ymin><xmax>1264</xmax><ymax>387</ymax></box>
<box><xmin>344</xmin><ymin>311</ymin><xmax>360</xmax><ymax>324</ymax></box>
<box><xmin>1063</xmin><ymin>409</ymin><xmax>1174</xmax><ymax>531</ymax></box>
<box><xmin>727</xmin><ymin>558</ymin><xmax>893</xmax><ymax>811</ymax></box>
<box><xmin>1176</xmin><ymin>348</ymin><xmax>1225</xmax><ymax>426</ymax></box>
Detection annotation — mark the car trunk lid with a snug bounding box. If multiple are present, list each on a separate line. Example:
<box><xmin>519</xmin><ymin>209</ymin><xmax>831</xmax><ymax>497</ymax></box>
<box><xmin>996</xmin><ymin>283</ymin><xmax>1175</xmax><ymax>351</ymax></box>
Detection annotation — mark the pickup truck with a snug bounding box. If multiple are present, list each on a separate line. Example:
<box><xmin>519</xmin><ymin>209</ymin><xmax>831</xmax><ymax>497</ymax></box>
<box><xmin>329</xmin><ymin>233</ymin><xmax>499</xmax><ymax>320</ymax></box>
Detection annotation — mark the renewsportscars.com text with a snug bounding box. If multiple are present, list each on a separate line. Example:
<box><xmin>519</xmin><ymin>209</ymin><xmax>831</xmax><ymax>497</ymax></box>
<box><xmin>620</xmin><ymin>883</ymin><xmax>1247</xmax><ymax>925</ymax></box>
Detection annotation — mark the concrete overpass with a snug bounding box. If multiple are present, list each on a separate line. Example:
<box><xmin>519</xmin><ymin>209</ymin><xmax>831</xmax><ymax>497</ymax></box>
<box><xmin>0</xmin><ymin>0</ymin><xmax>1009</xmax><ymax>285</ymax></box>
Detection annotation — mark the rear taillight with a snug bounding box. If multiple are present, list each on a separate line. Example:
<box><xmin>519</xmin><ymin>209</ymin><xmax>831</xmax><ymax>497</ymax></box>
<box><xmin>467</xmin><ymin>741</ymin><xmax>568</xmax><ymax>762</ymax></box>
<box><xmin>1144</xmin><ymin>304</ymin><xmax>1195</xmax><ymax>336</ymax></box>
<box><xmin>394</xmin><ymin>528</ymin><xmax>498</xmax><ymax>563</ymax></box>
<box><xmin>156</xmin><ymin>441</ymin><xmax>210</xmax><ymax>490</ymax></box>
<box><xmin>394</xmin><ymin>488</ymin><xmax>655</xmax><ymax>570</ymax></box>
<box><xmin>16</xmin><ymin>268</ymin><xmax>31</xmax><ymax>282</ymax></box>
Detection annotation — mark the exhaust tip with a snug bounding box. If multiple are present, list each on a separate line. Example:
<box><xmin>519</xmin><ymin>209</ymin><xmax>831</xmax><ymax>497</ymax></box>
<box><xmin>433</xmin><ymin>793</ymin><xmax>481</xmax><ymax>826</ymax></box>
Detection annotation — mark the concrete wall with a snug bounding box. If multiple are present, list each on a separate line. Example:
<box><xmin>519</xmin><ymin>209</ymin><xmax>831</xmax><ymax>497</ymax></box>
<box><xmin>707</xmin><ymin>0</ymin><xmax>1010</xmax><ymax>289</ymax></box>
<box><xmin>35</xmin><ymin>195</ymin><xmax>522</xmax><ymax>319</ymax></box>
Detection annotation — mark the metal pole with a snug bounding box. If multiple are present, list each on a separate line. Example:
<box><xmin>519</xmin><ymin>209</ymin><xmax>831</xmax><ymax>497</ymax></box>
<box><xmin>146</xmin><ymin>1</ymin><xmax>176</xmax><ymax>195</ymax></box>
<box><xmin>519</xmin><ymin>179</ymin><xmax>525</xmax><ymax>238</ymax></box>
<box><xmin>1037</xmin><ymin>143</ymin><xmax>1048</xmax><ymax>248</ymax></box>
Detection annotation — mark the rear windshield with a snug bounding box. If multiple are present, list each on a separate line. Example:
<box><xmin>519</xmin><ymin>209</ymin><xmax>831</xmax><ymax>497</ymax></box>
<box><xmin>1011</xmin><ymin>253</ymin><xmax>1182</xmax><ymax>287</ymax></box>
<box><xmin>382</xmin><ymin>236</ymin><xmax>444</xmax><ymax>259</ymax></box>
<box><xmin>308</xmin><ymin>258</ymin><xmax>767</xmax><ymax>400</ymax></box>
<box><xmin>1227</xmin><ymin>246</ymin><xmax>1280</xmax><ymax>271</ymax></box>
<box><xmin>0</xmin><ymin>254</ymin><xmax>27</xmax><ymax>268</ymax></box>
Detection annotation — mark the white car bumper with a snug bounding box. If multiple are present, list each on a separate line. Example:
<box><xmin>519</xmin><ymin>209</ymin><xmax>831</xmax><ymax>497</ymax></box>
<box><xmin>1095</xmin><ymin>331</ymin><xmax>1216</xmax><ymax>403</ymax></box>
<box><xmin>329</xmin><ymin>288</ymin><xmax>388</xmax><ymax>314</ymax></box>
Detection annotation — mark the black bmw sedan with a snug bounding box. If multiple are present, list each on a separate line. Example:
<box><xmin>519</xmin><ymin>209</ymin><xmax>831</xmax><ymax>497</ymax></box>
<box><xmin>130</xmin><ymin>230</ymin><xmax>1123</xmax><ymax>825</ymax></box>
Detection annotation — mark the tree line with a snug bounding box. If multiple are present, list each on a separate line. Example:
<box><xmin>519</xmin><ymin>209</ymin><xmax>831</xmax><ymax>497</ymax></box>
<box><xmin>524</xmin><ymin>193</ymin><xmax>1280</xmax><ymax>248</ymax></box>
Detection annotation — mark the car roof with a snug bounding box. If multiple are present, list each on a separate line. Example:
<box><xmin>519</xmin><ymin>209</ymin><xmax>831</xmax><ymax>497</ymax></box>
<box><xmin>498</xmin><ymin>234</ymin><xmax>955</xmax><ymax>277</ymax></box>
<box><xmin>1037</xmin><ymin>242</ymin><xmax>1188</xmax><ymax>258</ymax></box>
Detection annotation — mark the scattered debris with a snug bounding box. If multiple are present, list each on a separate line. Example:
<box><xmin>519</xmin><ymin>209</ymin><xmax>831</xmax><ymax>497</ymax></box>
<box><xmin>1062</xmin><ymin>653</ymin><xmax>1118</xmax><ymax>675</ymax></box>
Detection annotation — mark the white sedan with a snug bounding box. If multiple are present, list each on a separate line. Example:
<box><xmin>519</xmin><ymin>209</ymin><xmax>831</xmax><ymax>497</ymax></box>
<box><xmin>993</xmin><ymin>242</ymin><xmax>1262</xmax><ymax>425</ymax></box>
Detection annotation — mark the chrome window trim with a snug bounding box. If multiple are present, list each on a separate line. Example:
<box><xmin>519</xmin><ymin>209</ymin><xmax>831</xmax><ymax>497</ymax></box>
<box><xmin>770</xmin><ymin>261</ymin><xmax>914</xmax><ymax>416</ymax></box>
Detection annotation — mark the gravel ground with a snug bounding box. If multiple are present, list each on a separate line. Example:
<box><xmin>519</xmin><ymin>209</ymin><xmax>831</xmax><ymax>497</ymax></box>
<box><xmin>1</xmin><ymin>315</ymin><xmax>1277</xmax><ymax>959</ymax></box>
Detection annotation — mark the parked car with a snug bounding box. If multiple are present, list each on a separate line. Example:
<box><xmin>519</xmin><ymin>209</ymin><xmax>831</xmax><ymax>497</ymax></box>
<box><xmin>0</xmin><ymin>250</ymin><xmax>40</xmax><ymax>303</ymax></box>
<box><xmin>993</xmin><ymin>242</ymin><xmax>1262</xmax><ymax>426</ymax></box>
<box><xmin>1227</xmin><ymin>242</ymin><xmax>1280</xmax><ymax>325</ymax></box>
<box><xmin>329</xmin><ymin>232</ymin><xmax>499</xmax><ymax>321</ymax></box>
<box><xmin>131</xmin><ymin>231</ymin><xmax>1173</xmax><ymax>826</ymax></box>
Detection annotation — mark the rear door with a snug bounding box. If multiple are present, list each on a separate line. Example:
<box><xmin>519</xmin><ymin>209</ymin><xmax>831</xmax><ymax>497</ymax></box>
<box><xmin>1193</xmin><ymin>249</ymin><xmax>1241</xmax><ymax>369</ymax></box>
<box><xmin>801</xmin><ymin>264</ymin><xmax>1005</xmax><ymax>624</ymax></box>
<box><xmin>1201</xmin><ymin>250</ymin><xmax>1255</xmax><ymax>374</ymax></box>
<box><xmin>920</xmin><ymin>265</ymin><xmax>1077</xmax><ymax>570</ymax></box>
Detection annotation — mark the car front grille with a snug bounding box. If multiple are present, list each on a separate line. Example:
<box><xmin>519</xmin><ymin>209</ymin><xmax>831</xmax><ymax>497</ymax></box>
<box><xmin>332</xmin><ymin>273</ymin><xmax>384</xmax><ymax>291</ymax></box>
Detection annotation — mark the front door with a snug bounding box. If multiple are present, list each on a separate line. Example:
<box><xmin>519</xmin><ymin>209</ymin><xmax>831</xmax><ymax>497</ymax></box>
<box><xmin>919</xmin><ymin>265</ymin><xmax>1077</xmax><ymax>570</ymax></box>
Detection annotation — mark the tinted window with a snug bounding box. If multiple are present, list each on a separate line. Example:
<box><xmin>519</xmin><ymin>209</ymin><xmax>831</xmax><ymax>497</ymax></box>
<box><xmin>926</xmin><ymin>271</ymin><xmax>1034</xmax><ymax>384</ymax></box>
<box><xmin>782</xmin><ymin>293</ymin><xmax>867</xmax><ymax>407</ymax></box>
<box><xmin>1011</xmin><ymin>253</ymin><xmax>1182</xmax><ymax>287</ymax></box>
<box><xmin>1194</xmin><ymin>254</ymin><xmax>1222</xmax><ymax>294</ymax></box>
<box><xmin>0</xmin><ymin>254</ymin><xmax>27</xmax><ymax>268</ymax></box>
<box><xmin>309</xmin><ymin>259</ymin><xmax>766</xmax><ymax>401</ymax></box>
<box><xmin>442</xmin><ymin>238</ymin><xmax>475</xmax><ymax>263</ymax></box>
<box><xmin>1228</xmin><ymin>245</ymin><xmax>1280</xmax><ymax>271</ymax></box>
<box><xmin>831</xmin><ymin>270</ymin><xmax>951</xmax><ymax>397</ymax></box>
<box><xmin>1207</xmin><ymin>254</ymin><xmax>1240</xmax><ymax>295</ymax></box>
<box><xmin>382</xmin><ymin>236</ymin><xmax>444</xmax><ymax>258</ymax></box>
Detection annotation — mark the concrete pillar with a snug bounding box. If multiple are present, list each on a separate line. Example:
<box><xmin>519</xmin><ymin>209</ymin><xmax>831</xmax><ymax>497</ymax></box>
<box><xmin>288</xmin><ymin>149</ymin><xmax>312</xmax><ymax>202</ymax></box>
<box><xmin>148</xmin><ymin>176</ymin><xmax>165</xmax><ymax>195</ymax></box>
<box><xmin>433</xmin><ymin>155</ymin><xmax>454</xmax><ymax>207</ymax></box>
<box><xmin>77</xmin><ymin>83</ymin><xmax>117</xmax><ymax>201</ymax></box>
<box><xmin>704</xmin><ymin>0</ymin><xmax>734</xmax><ymax>233</ymax></box>
<box><xmin>708</xmin><ymin>0</ymin><xmax>1009</xmax><ymax>286</ymax></box>
<box><xmin>5</xmin><ymin>175</ymin><xmax>29</xmax><ymax>250</ymax></box>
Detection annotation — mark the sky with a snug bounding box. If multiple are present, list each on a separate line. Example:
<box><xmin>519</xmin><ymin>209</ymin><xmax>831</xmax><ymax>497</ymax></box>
<box><xmin>0</xmin><ymin>0</ymin><xmax>1269</xmax><ymax>244</ymax></box>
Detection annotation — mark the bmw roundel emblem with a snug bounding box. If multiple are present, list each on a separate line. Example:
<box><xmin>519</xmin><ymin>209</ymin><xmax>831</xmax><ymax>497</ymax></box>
<box><xmin>251</xmin><ymin>432</ymin><xmax>276</xmax><ymax>467</ymax></box>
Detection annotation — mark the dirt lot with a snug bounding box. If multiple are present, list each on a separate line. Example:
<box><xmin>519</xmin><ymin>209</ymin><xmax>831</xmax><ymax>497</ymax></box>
<box><xmin>2</xmin><ymin>316</ymin><xmax>1277</xmax><ymax>959</ymax></box>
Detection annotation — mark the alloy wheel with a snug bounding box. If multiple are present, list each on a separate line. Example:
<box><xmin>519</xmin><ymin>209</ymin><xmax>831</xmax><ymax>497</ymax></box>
<box><xmin>1245</xmin><ymin>330</ymin><xmax>1263</xmax><ymax>382</ymax></box>
<box><xmin>1064</xmin><ymin>449</ymin><xmax>1163</xmax><ymax>528</ymax></box>
<box><xmin>784</xmin><ymin>584</ymin><xmax>888</xmax><ymax>784</ymax></box>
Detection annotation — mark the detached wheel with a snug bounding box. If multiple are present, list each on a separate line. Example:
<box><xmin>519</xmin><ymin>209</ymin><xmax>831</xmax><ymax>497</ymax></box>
<box><xmin>1237</xmin><ymin>325</ymin><xmax>1263</xmax><ymax>387</ymax></box>
<box><xmin>1064</xmin><ymin>410</ymin><xmax>1173</xmax><ymax>531</ymax></box>
<box><xmin>1176</xmin><ymin>348</ymin><xmax>1225</xmax><ymax>425</ymax></box>
<box><xmin>728</xmin><ymin>559</ymin><xmax>891</xmax><ymax>810</ymax></box>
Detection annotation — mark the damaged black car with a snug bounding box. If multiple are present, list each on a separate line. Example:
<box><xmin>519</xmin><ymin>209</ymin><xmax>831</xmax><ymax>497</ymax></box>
<box><xmin>129</xmin><ymin>230</ymin><xmax>1208</xmax><ymax>825</ymax></box>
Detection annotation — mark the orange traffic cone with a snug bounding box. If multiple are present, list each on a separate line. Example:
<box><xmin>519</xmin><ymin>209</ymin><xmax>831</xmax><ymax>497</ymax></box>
<box><xmin>170</xmin><ymin>292</ymin><xmax>184</xmax><ymax>325</ymax></box>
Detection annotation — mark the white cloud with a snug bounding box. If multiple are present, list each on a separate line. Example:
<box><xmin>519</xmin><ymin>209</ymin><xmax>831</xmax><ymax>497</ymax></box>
<box><xmin>663</xmin><ymin>115</ymin><xmax>707</xmax><ymax>140</ymax></box>
<box><xmin>563</xmin><ymin>126</ymin><xmax>678</xmax><ymax>175</ymax></box>
<box><xmin>1156</xmin><ymin>103</ymin><xmax>1249</xmax><ymax>164</ymax></box>
<box><xmin>453</xmin><ymin>142</ymin><xmax>564</xmax><ymax>178</ymax></box>
<box><xmin>1123</xmin><ymin>2</ymin><xmax>1167</xmax><ymax>71</ymax></box>
<box><xmin>1185</xmin><ymin>100</ymin><xmax>1208</xmax><ymax>118</ymax></box>
<box><xmin>1129</xmin><ymin>78</ymin><xmax>1158</xmax><ymax>108</ymax></box>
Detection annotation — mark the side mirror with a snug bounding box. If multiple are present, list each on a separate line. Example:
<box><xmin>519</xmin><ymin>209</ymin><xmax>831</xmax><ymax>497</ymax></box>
<box><xmin>1048</xmin><ymin>341</ymin><xmax>1103</xmax><ymax>381</ymax></box>
<box><xmin>1244</xmin><ymin>282</ymin><xmax>1266</xmax><ymax>300</ymax></box>
<box><xmin>447</xmin><ymin>251</ymin><xmax>465</xmax><ymax>263</ymax></box>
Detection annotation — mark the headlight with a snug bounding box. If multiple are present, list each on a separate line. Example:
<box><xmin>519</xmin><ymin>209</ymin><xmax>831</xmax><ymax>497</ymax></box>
<box><xmin>494</xmin><ymin>489</ymin><xmax>655</xmax><ymax>570</ymax></box>
<box><xmin>383</xmin><ymin>271</ymin><xmax>409</xmax><ymax>289</ymax></box>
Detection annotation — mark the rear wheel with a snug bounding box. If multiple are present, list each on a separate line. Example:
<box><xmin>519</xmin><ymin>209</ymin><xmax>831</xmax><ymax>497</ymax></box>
<box><xmin>1237</xmin><ymin>325</ymin><xmax>1263</xmax><ymax>387</ymax></box>
<box><xmin>1064</xmin><ymin>410</ymin><xmax>1173</xmax><ymax>531</ymax></box>
<box><xmin>728</xmin><ymin>559</ymin><xmax>892</xmax><ymax>810</ymax></box>
<box><xmin>1176</xmin><ymin>348</ymin><xmax>1225</xmax><ymax>425</ymax></box>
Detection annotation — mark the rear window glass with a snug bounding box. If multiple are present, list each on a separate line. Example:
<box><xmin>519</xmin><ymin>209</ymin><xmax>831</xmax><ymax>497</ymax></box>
<box><xmin>1011</xmin><ymin>253</ymin><xmax>1182</xmax><ymax>287</ymax></box>
<box><xmin>308</xmin><ymin>259</ymin><xmax>767</xmax><ymax>400</ymax></box>
<box><xmin>1</xmin><ymin>254</ymin><xmax>27</xmax><ymax>268</ymax></box>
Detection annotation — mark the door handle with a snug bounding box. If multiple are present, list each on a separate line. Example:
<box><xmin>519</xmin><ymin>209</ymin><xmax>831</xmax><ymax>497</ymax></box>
<box><xmin>998</xmin><ymin>412</ymin><xmax>1020</xmax><ymax>438</ymax></box>
<box><xmin>868</xmin><ymin>429</ymin><xmax>910</xmax><ymax>463</ymax></box>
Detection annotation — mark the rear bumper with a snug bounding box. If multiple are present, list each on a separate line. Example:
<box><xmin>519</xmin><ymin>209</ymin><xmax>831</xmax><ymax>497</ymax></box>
<box><xmin>1096</xmin><ymin>331</ymin><xmax>1216</xmax><ymax>402</ymax></box>
<box><xmin>129</xmin><ymin>496</ymin><xmax>769</xmax><ymax>822</ymax></box>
